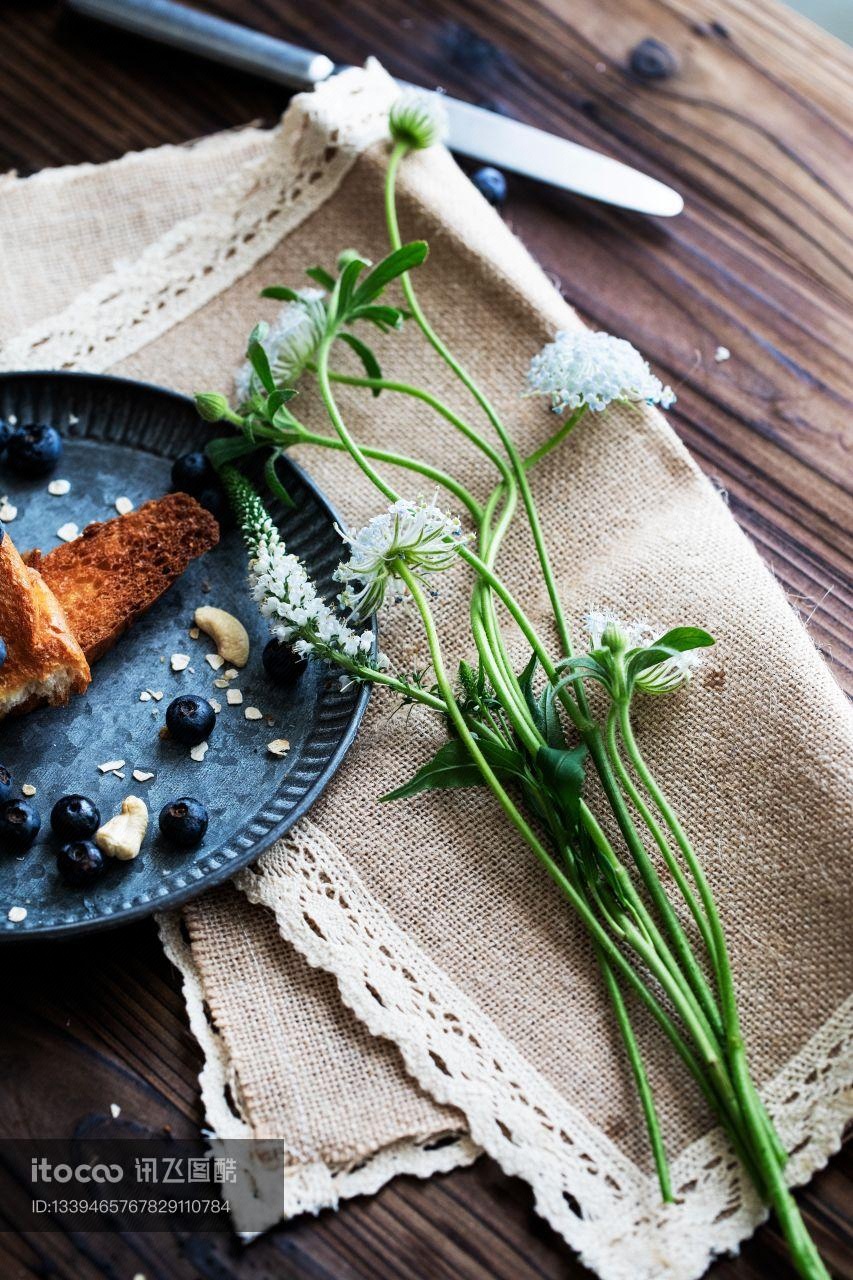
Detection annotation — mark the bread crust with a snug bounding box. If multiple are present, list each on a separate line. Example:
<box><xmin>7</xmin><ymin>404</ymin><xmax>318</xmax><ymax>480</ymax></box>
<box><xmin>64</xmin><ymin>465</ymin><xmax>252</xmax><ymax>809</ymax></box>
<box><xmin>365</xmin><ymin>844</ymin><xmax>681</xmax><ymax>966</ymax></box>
<box><xmin>27</xmin><ymin>492</ymin><xmax>220</xmax><ymax>663</ymax></box>
<box><xmin>0</xmin><ymin>527</ymin><xmax>91</xmax><ymax>719</ymax></box>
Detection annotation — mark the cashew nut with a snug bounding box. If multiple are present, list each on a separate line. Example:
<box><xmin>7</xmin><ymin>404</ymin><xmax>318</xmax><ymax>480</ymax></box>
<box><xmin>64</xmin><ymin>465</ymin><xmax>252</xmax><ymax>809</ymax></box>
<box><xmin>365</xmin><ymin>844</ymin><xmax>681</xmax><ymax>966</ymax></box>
<box><xmin>95</xmin><ymin>795</ymin><xmax>149</xmax><ymax>861</ymax></box>
<box><xmin>194</xmin><ymin>606</ymin><xmax>250</xmax><ymax>668</ymax></box>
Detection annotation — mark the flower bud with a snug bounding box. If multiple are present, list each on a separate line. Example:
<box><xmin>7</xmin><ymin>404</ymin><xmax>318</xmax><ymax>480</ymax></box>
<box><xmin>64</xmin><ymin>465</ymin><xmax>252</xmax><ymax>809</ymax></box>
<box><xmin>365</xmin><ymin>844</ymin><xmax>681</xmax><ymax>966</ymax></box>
<box><xmin>389</xmin><ymin>91</ymin><xmax>449</xmax><ymax>151</ymax></box>
<box><xmin>194</xmin><ymin>392</ymin><xmax>230</xmax><ymax>423</ymax></box>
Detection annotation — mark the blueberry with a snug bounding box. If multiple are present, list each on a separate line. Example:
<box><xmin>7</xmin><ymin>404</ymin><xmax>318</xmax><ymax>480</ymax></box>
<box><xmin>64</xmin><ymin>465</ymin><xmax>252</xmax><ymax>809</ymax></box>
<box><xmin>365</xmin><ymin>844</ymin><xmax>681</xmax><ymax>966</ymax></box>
<box><xmin>57</xmin><ymin>839</ymin><xmax>106</xmax><ymax>887</ymax></box>
<box><xmin>262</xmin><ymin>638</ymin><xmax>307</xmax><ymax>685</ymax></box>
<box><xmin>0</xmin><ymin>799</ymin><xmax>41</xmax><ymax>852</ymax></box>
<box><xmin>171</xmin><ymin>451</ymin><xmax>216</xmax><ymax>496</ymax></box>
<box><xmin>471</xmin><ymin>166</ymin><xmax>507</xmax><ymax>206</ymax></box>
<box><xmin>165</xmin><ymin>694</ymin><xmax>215</xmax><ymax>746</ymax></box>
<box><xmin>0</xmin><ymin>765</ymin><xmax>13</xmax><ymax>804</ymax></box>
<box><xmin>6</xmin><ymin>424</ymin><xmax>63</xmax><ymax>478</ymax></box>
<box><xmin>159</xmin><ymin>797</ymin><xmax>209</xmax><ymax>848</ymax></box>
<box><xmin>51</xmin><ymin>794</ymin><xmax>100</xmax><ymax>841</ymax></box>
<box><xmin>0</xmin><ymin>636</ymin><xmax>6</xmax><ymax>669</ymax></box>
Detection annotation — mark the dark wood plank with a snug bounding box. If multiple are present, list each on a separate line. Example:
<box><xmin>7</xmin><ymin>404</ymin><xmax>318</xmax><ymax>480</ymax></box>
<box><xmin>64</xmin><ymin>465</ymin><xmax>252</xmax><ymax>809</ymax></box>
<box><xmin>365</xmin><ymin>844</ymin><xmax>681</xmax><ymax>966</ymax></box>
<box><xmin>0</xmin><ymin>2</ymin><xmax>849</xmax><ymax>1278</ymax></box>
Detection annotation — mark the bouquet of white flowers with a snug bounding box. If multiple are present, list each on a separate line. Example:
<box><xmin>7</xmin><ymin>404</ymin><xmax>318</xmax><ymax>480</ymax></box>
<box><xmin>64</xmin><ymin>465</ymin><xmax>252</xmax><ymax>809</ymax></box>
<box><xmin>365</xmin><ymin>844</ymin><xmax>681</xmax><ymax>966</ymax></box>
<box><xmin>196</xmin><ymin>91</ymin><xmax>828</xmax><ymax>1280</ymax></box>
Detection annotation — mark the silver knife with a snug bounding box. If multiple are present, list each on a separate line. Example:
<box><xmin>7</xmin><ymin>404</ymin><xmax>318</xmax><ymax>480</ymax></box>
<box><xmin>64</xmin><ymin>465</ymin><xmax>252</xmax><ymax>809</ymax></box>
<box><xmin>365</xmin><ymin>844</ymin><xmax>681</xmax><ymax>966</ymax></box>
<box><xmin>66</xmin><ymin>0</ymin><xmax>684</xmax><ymax>217</ymax></box>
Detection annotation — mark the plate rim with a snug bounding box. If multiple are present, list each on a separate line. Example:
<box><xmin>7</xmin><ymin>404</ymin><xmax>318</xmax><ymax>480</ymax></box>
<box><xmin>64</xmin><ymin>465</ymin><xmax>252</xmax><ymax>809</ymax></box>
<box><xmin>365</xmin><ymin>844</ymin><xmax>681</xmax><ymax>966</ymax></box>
<box><xmin>0</xmin><ymin>370</ymin><xmax>373</xmax><ymax>941</ymax></box>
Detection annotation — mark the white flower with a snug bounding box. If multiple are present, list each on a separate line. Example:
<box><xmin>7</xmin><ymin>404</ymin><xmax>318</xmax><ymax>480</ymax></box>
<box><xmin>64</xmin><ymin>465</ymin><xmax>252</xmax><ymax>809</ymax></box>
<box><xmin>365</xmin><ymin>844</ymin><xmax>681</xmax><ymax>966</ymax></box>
<box><xmin>585</xmin><ymin>609</ymin><xmax>651</xmax><ymax>652</ymax></box>
<box><xmin>527</xmin><ymin>330</ymin><xmax>675</xmax><ymax>415</ymax></box>
<box><xmin>233</xmin><ymin>290</ymin><xmax>326</xmax><ymax>404</ymax></box>
<box><xmin>248</xmin><ymin>515</ymin><xmax>379</xmax><ymax>667</ymax></box>
<box><xmin>584</xmin><ymin>611</ymin><xmax>702</xmax><ymax>694</ymax></box>
<box><xmin>335</xmin><ymin>496</ymin><xmax>467</xmax><ymax>619</ymax></box>
<box><xmin>389</xmin><ymin>90</ymin><xmax>449</xmax><ymax>151</ymax></box>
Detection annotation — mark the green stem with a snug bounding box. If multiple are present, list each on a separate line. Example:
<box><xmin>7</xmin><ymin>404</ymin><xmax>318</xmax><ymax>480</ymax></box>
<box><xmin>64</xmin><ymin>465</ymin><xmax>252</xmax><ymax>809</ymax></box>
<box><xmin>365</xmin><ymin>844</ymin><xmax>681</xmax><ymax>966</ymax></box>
<box><xmin>397</xmin><ymin>560</ymin><xmax>761</xmax><ymax>1186</ymax></box>
<box><xmin>297</xmin><ymin>427</ymin><xmax>482</xmax><ymax>523</ymax></box>
<box><xmin>605</xmin><ymin>707</ymin><xmax>719</xmax><ymax>980</ymax></box>
<box><xmin>323</xmin><ymin>368</ymin><xmax>508</xmax><ymax>477</ymax></box>
<box><xmin>386</xmin><ymin>142</ymin><xmax>573</xmax><ymax>660</ymax></box>
<box><xmin>599</xmin><ymin>952</ymin><xmax>672</xmax><ymax>1202</ymax></box>
<box><xmin>618</xmin><ymin>704</ymin><xmax>826</xmax><ymax>1279</ymax></box>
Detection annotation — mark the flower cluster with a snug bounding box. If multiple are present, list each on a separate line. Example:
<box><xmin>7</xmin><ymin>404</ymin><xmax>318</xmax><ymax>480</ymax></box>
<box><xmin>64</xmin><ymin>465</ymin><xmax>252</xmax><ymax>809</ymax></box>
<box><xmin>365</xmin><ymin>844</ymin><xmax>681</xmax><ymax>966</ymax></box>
<box><xmin>527</xmin><ymin>330</ymin><xmax>675</xmax><ymax>415</ymax></box>
<box><xmin>585</xmin><ymin>610</ymin><xmax>703</xmax><ymax>694</ymax></box>
<box><xmin>335</xmin><ymin>496</ymin><xmax>467</xmax><ymax>619</ymax></box>
<box><xmin>389</xmin><ymin>90</ymin><xmax>449</xmax><ymax>152</ymax></box>
<box><xmin>250</xmin><ymin>518</ymin><xmax>382</xmax><ymax>667</ymax></box>
<box><xmin>233</xmin><ymin>290</ymin><xmax>326</xmax><ymax>404</ymax></box>
<box><xmin>223</xmin><ymin>467</ymin><xmax>384</xmax><ymax>671</ymax></box>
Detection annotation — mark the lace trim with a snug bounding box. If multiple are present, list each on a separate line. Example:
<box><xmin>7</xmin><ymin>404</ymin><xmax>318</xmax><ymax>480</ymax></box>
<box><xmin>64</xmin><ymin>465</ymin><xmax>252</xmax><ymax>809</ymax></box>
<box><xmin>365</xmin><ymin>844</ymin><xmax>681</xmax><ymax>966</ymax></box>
<box><xmin>235</xmin><ymin>819</ymin><xmax>852</xmax><ymax>1280</ymax></box>
<box><xmin>158</xmin><ymin>911</ymin><xmax>478</xmax><ymax>1236</ymax></box>
<box><xmin>0</xmin><ymin>63</ymin><xmax>397</xmax><ymax>375</ymax></box>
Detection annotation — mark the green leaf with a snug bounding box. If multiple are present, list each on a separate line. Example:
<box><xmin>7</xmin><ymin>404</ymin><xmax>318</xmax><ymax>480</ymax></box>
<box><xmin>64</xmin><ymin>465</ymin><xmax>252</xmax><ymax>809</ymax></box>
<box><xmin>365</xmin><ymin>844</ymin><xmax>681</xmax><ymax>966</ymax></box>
<box><xmin>260</xmin><ymin>285</ymin><xmax>302</xmax><ymax>302</ymax></box>
<box><xmin>536</xmin><ymin>744</ymin><xmax>587</xmax><ymax>825</ymax></box>
<box><xmin>653</xmin><ymin>627</ymin><xmax>715</xmax><ymax>651</ymax></box>
<box><xmin>518</xmin><ymin>654</ymin><xmax>566</xmax><ymax>748</ymax></box>
<box><xmin>247</xmin><ymin>340</ymin><xmax>275</xmax><ymax>394</ymax></box>
<box><xmin>338</xmin><ymin>332</ymin><xmax>382</xmax><ymax>392</ymax></box>
<box><xmin>264</xmin><ymin>451</ymin><xmax>295</xmax><ymax>509</ymax></box>
<box><xmin>352</xmin><ymin>241</ymin><xmax>428</xmax><ymax>307</ymax></box>
<box><xmin>336</xmin><ymin>254</ymin><xmax>370</xmax><ymax>315</ymax></box>
<box><xmin>266</xmin><ymin>388</ymin><xmax>297</xmax><ymax>413</ymax></box>
<box><xmin>347</xmin><ymin>304</ymin><xmax>406</xmax><ymax>330</ymax></box>
<box><xmin>381</xmin><ymin>736</ymin><xmax>526</xmax><ymax>802</ymax></box>
<box><xmin>305</xmin><ymin>265</ymin><xmax>336</xmax><ymax>290</ymax></box>
<box><xmin>206</xmin><ymin>436</ymin><xmax>259</xmax><ymax>469</ymax></box>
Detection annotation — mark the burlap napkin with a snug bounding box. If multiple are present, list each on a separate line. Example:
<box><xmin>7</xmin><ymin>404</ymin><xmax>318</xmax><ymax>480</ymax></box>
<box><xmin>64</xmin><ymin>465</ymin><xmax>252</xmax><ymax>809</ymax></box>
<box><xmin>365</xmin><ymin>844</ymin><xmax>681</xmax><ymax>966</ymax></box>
<box><xmin>1</xmin><ymin>62</ymin><xmax>850</xmax><ymax>1280</ymax></box>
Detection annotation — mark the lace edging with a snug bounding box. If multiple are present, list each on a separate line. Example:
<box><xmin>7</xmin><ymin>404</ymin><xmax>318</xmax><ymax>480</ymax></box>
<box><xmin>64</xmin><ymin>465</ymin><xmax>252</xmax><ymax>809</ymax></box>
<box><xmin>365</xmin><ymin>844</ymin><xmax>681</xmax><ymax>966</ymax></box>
<box><xmin>235</xmin><ymin>819</ymin><xmax>852</xmax><ymax>1280</ymax></box>
<box><xmin>0</xmin><ymin>62</ymin><xmax>399</xmax><ymax>375</ymax></box>
<box><xmin>158</xmin><ymin>910</ymin><xmax>479</xmax><ymax>1237</ymax></box>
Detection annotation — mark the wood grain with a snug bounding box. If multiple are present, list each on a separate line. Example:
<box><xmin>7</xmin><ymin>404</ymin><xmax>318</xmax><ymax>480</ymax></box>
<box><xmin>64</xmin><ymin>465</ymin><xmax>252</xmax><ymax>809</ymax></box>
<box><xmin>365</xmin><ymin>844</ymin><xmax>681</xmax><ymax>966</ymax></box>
<box><xmin>0</xmin><ymin>2</ymin><xmax>850</xmax><ymax>1278</ymax></box>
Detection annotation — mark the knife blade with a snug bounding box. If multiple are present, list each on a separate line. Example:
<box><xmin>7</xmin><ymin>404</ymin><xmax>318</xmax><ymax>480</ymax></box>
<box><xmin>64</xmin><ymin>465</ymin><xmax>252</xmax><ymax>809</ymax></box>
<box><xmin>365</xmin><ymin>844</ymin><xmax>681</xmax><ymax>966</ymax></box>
<box><xmin>66</xmin><ymin>0</ymin><xmax>684</xmax><ymax>216</ymax></box>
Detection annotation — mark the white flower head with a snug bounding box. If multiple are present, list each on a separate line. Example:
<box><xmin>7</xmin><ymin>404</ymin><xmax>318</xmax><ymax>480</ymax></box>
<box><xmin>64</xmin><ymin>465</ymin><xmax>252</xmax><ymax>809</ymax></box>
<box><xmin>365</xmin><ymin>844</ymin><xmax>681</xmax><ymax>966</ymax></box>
<box><xmin>584</xmin><ymin>610</ymin><xmax>703</xmax><ymax>694</ymax></box>
<box><xmin>389</xmin><ymin>90</ymin><xmax>449</xmax><ymax>151</ymax></box>
<box><xmin>527</xmin><ymin>330</ymin><xmax>675</xmax><ymax>415</ymax></box>
<box><xmin>248</xmin><ymin>516</ymin><xmax>380</xmax><ymax>669</ymax></box>
<box><xmin>233</xmin><ymin>289</ymin><xmax>326</xmax><ymax>405</ymax></box>
<box><xmin>335</xmin><ymin>496</ymin><xmax>467</xmax><ymax>619</ymax></box>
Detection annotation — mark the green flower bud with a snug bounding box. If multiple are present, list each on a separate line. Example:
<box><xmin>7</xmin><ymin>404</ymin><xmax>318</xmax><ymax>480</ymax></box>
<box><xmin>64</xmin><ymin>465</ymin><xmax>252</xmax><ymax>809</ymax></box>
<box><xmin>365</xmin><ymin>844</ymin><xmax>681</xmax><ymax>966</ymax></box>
<box><xmin>194</xmin><ymin>392</ymin><xmax>230</xmax><ymax>422</ymax></box>
<box><xmin>389</xmin><ymin>91</ymin><xmax>448</xmax><ymax>152</ymax></box>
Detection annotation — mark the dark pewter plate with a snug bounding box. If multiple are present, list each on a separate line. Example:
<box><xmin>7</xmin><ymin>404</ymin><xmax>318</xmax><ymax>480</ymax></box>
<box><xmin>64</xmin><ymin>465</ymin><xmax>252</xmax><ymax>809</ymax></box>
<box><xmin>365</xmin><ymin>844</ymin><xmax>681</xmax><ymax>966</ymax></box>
<box><xmin>0</xmin><ymin>372</ymin><xmax>370</xmax><ymax>940</ymax></box>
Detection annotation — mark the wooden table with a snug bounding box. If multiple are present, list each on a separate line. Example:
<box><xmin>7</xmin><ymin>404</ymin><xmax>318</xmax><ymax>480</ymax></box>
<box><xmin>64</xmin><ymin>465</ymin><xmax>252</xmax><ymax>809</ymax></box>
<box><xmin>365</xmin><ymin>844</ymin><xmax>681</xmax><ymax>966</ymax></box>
<box><xmin>1</xmin><ymin>2</ymin><xmax>850</xmax><ymax>1277</ymax></box>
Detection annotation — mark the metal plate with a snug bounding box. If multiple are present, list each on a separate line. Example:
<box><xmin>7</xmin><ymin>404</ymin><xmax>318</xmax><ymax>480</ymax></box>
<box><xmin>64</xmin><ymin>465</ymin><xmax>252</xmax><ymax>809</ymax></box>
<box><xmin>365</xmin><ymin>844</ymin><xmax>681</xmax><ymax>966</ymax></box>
<box><xmin>0</xmin><ymin>372</ymin><xmax>370</xmax><ymax>940</ymax></box>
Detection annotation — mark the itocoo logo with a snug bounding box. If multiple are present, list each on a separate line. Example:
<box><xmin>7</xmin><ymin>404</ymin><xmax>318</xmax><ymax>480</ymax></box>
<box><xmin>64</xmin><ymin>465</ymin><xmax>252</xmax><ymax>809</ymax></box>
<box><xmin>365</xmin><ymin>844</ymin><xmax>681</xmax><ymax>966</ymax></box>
<box><xmin>31</xmin><ymin>1159</ymin><xmax>122</xmax><ymax>1184</ymax></box>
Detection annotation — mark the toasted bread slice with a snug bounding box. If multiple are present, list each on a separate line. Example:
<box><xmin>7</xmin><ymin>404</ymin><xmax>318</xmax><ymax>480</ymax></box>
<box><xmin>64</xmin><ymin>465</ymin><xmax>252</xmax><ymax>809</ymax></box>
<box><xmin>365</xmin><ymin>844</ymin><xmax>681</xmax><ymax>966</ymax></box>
<box><xmin>26</xmin><ymin>493</ymin><xmax>220</xmax><ymax>663</ymax></box>
<box><xmin>0</xmin><ymin>525</ymin><xmax>91</xmax><ymax>719</ymax></box>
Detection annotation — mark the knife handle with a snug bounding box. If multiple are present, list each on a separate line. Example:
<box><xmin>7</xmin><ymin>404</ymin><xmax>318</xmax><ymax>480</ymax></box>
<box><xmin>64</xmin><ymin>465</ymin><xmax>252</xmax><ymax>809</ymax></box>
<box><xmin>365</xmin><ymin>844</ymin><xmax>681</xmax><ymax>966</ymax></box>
<box><xmin>66</xmin><ymin>0</ymin><xmax>335</xmax><ymax>90</ymax></box>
